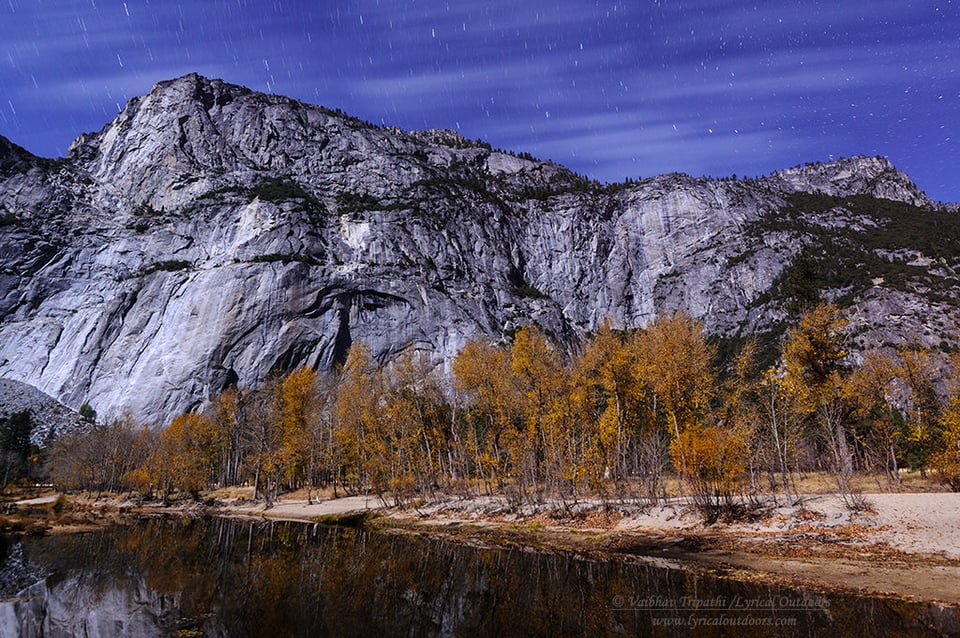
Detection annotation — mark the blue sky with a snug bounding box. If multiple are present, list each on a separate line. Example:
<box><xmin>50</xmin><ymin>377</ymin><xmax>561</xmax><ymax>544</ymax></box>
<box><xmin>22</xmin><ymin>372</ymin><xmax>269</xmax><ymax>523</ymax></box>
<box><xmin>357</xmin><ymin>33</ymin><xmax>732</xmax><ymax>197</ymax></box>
<box><xmin>1</xmin><ymin>0</ymin><xmax>958</xmax><ymax>201</ymax></box>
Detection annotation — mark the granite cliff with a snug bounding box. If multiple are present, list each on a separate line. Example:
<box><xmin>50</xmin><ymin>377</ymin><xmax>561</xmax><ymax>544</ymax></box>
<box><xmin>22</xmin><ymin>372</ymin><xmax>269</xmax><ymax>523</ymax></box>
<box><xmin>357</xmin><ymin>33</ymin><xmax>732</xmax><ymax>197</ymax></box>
<box><xmin>0</xmin><ymin>74</ymin><xmax>956</xmax><ymax>424</ymax></box>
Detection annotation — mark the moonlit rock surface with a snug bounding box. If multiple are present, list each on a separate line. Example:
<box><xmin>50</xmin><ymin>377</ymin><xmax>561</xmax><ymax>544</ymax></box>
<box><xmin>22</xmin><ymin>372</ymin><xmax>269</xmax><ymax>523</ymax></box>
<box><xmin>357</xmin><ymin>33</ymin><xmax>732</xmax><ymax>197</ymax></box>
<box><xmin>0</xmin><ymin>379</ymin><xmax>85</xmax><ymax>444</ymax></box>
<box><xmin>0</xmin><ymin>74</ymin><xmax>950</xmax><ymax>425</ymax></box>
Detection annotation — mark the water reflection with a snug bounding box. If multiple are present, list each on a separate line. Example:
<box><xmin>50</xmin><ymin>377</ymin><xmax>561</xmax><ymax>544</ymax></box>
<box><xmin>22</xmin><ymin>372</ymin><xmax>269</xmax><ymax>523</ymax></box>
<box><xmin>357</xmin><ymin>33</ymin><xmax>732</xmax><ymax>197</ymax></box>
<box><xmin>0</xmin><ymin>516</ymin><xmax>955</xmax><ymax>637</ymax></box>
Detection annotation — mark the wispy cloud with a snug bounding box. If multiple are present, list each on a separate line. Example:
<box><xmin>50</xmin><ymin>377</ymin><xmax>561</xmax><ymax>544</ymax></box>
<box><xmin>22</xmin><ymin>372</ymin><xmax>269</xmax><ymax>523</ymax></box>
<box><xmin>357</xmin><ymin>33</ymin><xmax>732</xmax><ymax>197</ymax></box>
<box><xmin>0</xmin><ymin>0</ymin><xmax>957</xmax><ymax>200</ymax></box>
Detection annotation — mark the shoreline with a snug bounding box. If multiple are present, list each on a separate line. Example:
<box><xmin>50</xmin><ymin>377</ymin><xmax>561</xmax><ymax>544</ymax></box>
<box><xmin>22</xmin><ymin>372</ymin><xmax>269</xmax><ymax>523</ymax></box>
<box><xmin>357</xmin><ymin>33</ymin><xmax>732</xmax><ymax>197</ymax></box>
<box><xmin>9</xmin><ymin>490</ymin><xmax>960</xmax><ymax>607</ymax></box>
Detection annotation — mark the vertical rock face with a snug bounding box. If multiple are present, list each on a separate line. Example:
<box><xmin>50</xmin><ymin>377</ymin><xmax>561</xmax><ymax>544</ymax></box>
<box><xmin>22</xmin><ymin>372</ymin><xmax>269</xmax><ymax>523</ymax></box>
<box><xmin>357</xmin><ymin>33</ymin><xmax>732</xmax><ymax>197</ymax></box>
<box><xmin>0</xmin><ymin>74</ymin><xmax>955</xmax><ymax>425</ymax></box>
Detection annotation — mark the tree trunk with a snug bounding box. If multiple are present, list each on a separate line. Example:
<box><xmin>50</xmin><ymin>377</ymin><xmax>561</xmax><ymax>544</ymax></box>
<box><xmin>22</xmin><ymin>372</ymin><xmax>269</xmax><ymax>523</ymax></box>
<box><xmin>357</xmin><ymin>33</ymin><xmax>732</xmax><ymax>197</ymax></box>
<box><xmin>836</xmin><ymin>419</ymin><xmax>854</xmax><ymax>478</ymax></box>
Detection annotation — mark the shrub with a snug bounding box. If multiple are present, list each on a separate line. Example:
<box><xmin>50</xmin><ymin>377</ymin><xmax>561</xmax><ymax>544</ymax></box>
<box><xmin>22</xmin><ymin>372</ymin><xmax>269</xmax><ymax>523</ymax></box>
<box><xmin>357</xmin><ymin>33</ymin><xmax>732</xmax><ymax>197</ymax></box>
<box><xmin>932</xmin><ymin>399</ymin><xmax>960</xmax><ymax>491</ymax></box>
<box><xmin>79</xmin><ymin>403</ymin><xmax>97</xmax><ymax>423</ymax></box>
<box><xmin>142</xmin><ymin>260</ymin><xmax>191</xmax><ymax>275</ymax></box>
<box><xmin>251</xmin><ymin>177</ymin><xmax>313</xmax><ymax>203</ymax></box>
<box><xmin>670</xmin><ymin>425</ymin><xmax>749</xmax><ymax>516</ymax></box>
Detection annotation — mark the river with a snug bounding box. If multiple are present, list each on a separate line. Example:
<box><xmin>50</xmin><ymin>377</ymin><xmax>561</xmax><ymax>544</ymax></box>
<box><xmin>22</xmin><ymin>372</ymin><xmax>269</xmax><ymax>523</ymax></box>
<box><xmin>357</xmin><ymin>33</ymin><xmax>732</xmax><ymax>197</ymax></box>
<box><xmin>0</xmin><ymin>516</ymin><xmax>956</xmax><ymax>637</ymax></box>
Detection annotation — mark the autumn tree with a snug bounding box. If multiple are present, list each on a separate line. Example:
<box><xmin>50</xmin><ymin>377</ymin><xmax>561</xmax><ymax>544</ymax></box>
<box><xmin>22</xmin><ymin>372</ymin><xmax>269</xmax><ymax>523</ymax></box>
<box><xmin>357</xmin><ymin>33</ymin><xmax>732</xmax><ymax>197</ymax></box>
<box><xmin>122</xmin><ymin>425</ymin><xmax>158</xmax><ymax>499</ymax></box>
<box><xmin>844</xmin><ymin>351</ymin><xmax>903</xmax><ymax>489</ymax></box>
<box><xmin>779</xmin><ymin>303</ymin><xmax>863</xmax><ymax>505</ymax></box>
<box><xmin>155</xmin><ymin>412</ymin><xmax>223</xmax><ymax>501</ymax></box>
<box><xmin>452</xmin><ymin>337</ymin><xmax>520</xmax><ymax>494</ymax></box>
<box><xmin>634</xmin><ymin>313</ymin><xmax>714</xmax><ymax>441</ymax></box>
<box><xmin>715</xmin><ymin>340</ymin><xmax>763</xmax><ymax>499</ymax></box>
<box><xmin>208</xmin><ymin>387</ymin><xmax>245</xmax><ymax>487</ymax></box>
<box><xmin>758</xmin><ymin>365</ymin><xmax>807</xmax><ymax>503</ymax></box>
<box><xmin>44</xmin><ymin>302</ymin><xmax>960</xmax><ymax>508</ymax></box>
<box><xmin>47</xmin><ymin>429</ymin><xmax>95</xmax><ymax>493</ymax></box>
<box><xmin>572</xmin><ymin>322</ymin><xmax>649</xmax><ymax>499</ymax></box>
<box><xmin>242</xmin><ymin>379</ymin><xmax>285</xmax><ymax>506</ymax></box>
<box><xmin>382</xmin><ymin>352</ymin><xmax>452</xmax><ymax>502</ymax></box>
<box><xmin>334</xmin><ymin>342</ymin><xmax>386</xmax><ymax>499</ymax></box>
<box><xmin>672</xmin><ymin>425</ymin><xmax>749</xmax><ymax>516</ymax></box>
<box><xmin>634</xmin><ymin>313</ymin><xmax>716</xmax><ymax>492</ymax></box>
<box><xmin>893</xmin><ymin>345</ymin><xmax>945</xmax><ymax>474</ymax></box>
<box><xmin>276</xmin><ymin>366</ymin><xmax>320</xmax><ymax>500</ymax></box>
<box><xmin>48</xmin><ymin>415</ymin><xmax>149</xmax><ymax>495</ymax></box>
<box><xmin>932</xmin><ymin>389</ymin><xmax>960</xmax><ymax>491</ymax></box>
<box><xmin>309</xmin><ymin>373</ymin><xmax>340</xmax><ymax>497</ymax></box>
<box><xmin>509</xmin><ymin>326</ymin><xmax>570</xmax><ymax>500</ymax></box>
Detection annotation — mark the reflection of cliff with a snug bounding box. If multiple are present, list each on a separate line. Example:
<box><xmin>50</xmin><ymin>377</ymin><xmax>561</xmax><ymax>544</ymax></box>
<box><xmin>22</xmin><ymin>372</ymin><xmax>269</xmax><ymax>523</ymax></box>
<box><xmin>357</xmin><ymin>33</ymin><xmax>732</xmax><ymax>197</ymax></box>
<box><xmin>0</xmin><ymin>518</ymin><xmax>957</xmax><ymax>636</ymax></box>
<box><xmin>0</xmin><ymin>578</ymin><xmax>179</xmax><ymax>638</ymax></box>
<box><xmin>0</xmin><ymin>531</ymin><xmax>186</xmax><ymax>638</ymax></box>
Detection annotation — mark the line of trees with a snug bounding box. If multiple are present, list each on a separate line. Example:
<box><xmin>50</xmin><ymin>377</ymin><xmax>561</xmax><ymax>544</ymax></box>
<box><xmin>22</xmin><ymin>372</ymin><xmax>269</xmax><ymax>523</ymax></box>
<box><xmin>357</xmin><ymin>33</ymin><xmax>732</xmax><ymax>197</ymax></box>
<box><xmin>0</xmin><ymin>410</ymin><xmax>41</xmax><ymax>490</ymax></box>
<box><xmin>45</xmin><ymin>304</ymin><xmax>960</xmax><ymax>512</ymax></box>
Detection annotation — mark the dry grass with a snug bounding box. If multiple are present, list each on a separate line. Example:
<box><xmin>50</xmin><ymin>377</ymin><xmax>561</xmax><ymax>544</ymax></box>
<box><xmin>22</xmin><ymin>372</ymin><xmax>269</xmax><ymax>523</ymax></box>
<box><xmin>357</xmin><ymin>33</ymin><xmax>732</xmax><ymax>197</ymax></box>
<box><xmin>547</xmin><ymin>470</ymin><xmax>945</xmax><ymax>502</ymax></box>
<box><xmin>728</xmin><ymin>470</ymin><xmax>942</xmax><ymax>501</ymax></box>
<box><xmin>278</xmin><ymin>486</ymin><xmax>339</xmax><ymax>501</ymax></box>
<box><xmin>785</xmin><ymin>470</ymin><xmax>940</xmax><ymax>494</ymax></box>
<box><xmin>204</xmin><ymin>485</ymin><xmax>256</xmax><ymax>501</ymax></box>
<box><xmin>204</xmin><ymin>485</ymin><xmax>344</xmax><ymax>503</ymax></box>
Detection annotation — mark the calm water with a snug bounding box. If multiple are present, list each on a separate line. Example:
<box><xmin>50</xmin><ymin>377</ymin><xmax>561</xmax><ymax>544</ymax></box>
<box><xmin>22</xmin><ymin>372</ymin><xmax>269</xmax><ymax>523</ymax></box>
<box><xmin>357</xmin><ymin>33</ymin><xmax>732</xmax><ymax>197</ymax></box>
<box><xmin>0</xmin><ymin>516</ymin><xmax>957</xmax><ymax>637</ymax></box>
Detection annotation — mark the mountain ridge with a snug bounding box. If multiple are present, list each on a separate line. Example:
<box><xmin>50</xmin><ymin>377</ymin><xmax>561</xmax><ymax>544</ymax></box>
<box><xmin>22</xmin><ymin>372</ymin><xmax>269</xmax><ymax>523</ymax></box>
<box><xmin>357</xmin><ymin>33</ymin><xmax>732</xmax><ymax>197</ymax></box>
<box><xmin>0</xmin><ymin>73</ymin><xmax>957</xmax><ymax>425</ymax></box>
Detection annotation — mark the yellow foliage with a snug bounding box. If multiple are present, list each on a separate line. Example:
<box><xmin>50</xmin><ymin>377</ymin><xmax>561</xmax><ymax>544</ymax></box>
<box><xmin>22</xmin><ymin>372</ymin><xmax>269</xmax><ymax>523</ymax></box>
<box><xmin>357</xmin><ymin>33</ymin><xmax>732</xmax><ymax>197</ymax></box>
<box><xmin>335</xmin><ymin>342</ymin><xmax>388</xmax><ymax>494</ymax></box>
<box><xmin>932</xmin><ymin>396</ymin><xmax>960</xmax><ymax>490</ymax></box>
<box><xmin>781</xmin><ymin>303</ymin><xmax>848</xmax><ymax>411</ymax></box>
<box><xmin>453</xmin><ymin>338</ymin><xmax>516</xmax><ymax>426</ymax></box>
<box><xmin>158</xmin><ymin>412</ymin><xmax>222</xmax><ymax>498</ymax></box>
<box><xmin>634</xmin><ymin>312</ymin><xmax>714</xmax><ymax>438</ymax></box>
<box><xmin>670</xmin><ymin>425</ymin><xmax>748</xmax><ymax>503</ymax></box>
<box><xmin>277</xmin><ymin>366</ymin><xmax>318</xmax><ymax>485</ymax></box>
<box><xmin>510</xmin><ymin>326</ymin><xmax>563</xmax><ymax>438</ymax></box>
<box><xmin>453</xmin><ymin>337</ymin><xmax>518</xmax><ymax>484</ymax></box>
<box><xmin>124</xmin><ymin>467</ymin><xmax>153</xmax><ymax>496</ymax></box>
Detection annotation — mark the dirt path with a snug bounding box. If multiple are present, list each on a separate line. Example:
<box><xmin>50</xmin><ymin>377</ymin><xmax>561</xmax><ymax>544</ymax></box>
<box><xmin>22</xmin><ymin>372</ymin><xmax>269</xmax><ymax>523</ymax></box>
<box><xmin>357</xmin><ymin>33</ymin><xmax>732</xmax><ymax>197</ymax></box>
<box><xmin>14</xmin><ymin>495</ymin><xmax>59</xmax><ymax>506</ymax></box>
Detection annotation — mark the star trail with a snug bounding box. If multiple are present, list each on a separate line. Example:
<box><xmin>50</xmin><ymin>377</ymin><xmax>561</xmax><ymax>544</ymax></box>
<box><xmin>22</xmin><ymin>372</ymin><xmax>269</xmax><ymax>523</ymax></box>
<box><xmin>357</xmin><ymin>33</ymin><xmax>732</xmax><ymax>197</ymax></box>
<box><xmin>1</xmin><ymin>0</ymin><xmax>957</xmax><ymax>201</ymax></box>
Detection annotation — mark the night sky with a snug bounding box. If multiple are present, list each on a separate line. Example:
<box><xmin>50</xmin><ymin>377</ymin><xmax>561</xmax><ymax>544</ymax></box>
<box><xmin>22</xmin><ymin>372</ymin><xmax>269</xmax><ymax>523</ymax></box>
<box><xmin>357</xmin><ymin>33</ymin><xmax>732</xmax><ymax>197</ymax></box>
<box><xmin>1</xmin><ymin>1</ymin><xmax>957</xmax><ymax>202</ymax></box>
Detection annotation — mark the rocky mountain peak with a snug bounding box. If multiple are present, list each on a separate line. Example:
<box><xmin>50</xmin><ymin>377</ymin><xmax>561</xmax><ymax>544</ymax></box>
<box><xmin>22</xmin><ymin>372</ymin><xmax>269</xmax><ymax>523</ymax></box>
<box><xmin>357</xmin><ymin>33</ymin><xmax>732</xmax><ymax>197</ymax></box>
<box><xmin>67</xmin><ymin>74</ymin><xmax>452</xmax><ymax>215</ymax></box>
<box><xmin>70</xmin><ymin>74</ymin><xmax>254</xmax><ymax>195</ymax></box>
<box><xmin>767</xmin><ymin>155</ymin><xmax>932</xmax><ymax>208</ymax></box>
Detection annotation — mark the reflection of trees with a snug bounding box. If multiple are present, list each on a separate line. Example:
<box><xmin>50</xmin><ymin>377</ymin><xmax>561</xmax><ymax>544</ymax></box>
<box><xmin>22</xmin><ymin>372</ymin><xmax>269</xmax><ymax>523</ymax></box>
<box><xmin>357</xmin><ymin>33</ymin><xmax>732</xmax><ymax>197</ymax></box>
<box><xmin>12</xmin><ymin>517</ymin><xmax>948</xmax><ymax>636</ymax></box>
